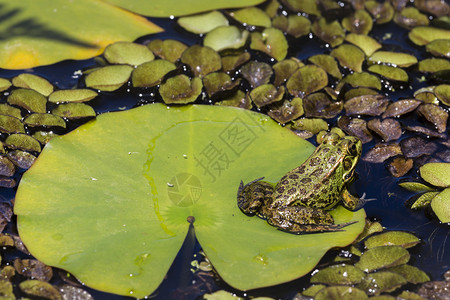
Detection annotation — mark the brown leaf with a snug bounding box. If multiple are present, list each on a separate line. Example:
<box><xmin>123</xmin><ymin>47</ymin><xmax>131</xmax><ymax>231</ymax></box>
<box><xmin>338</xmin><ymin>116</ymin><xmax>373</xmax><ymax>143</ymax></box>
<box><xmin>400</xmin><ymin>137</ymin><xmax>438</xmax><ymax>158</ymax></box>
<box><xmin>0</xmin><ymin>202</ymin><xmax>12</xmax><ymax>233</ymax></box>
<box><xmin>367</xmin><ymin>118</ymin><xmax>402</xmax><ymax>141</ymax></box>
<box><xmin>387</xmin><ymin>156</ymin><xmax>414</xmax><ymax>177</ymax></box>
<box><xmin>405</xmin><ymin>125</ymin><xmax>447</xmax><ymax>139</ymax></box>
<box><xmin>382</xmin><ymin>99</ymin><xmax>422</xmax><ymax>118</ymax></box>
<box><xmin>363</xmin><ymin>143</ymin><xmax>403</xmax><ymax>163</ymax></box>
<box><xmin>417</xmin><ymin>103</ymin><xmax>448</xmax><ymax>133</ymax></box>
<box><xmin>345</xmin><ymin>94</ymin><xmax>390</xmax><ymax>116</ymax></box>
<box><xmin>14</xmin><ymin>259</ymin><xmax>53</xmax><ymax>281</ymax></box>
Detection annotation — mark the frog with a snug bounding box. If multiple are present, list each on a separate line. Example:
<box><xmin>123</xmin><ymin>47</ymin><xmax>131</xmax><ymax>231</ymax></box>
<box><xmin>237</xmin><ymin>132</ymin><xmax>364</xmax><ymax>234</ymax></box>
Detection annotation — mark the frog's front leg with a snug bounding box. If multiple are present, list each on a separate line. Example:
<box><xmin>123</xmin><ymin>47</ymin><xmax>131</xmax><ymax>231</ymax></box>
<box><xmin>237</xmin><ymin>177</ymin><xmax>274</xmax><ymax>217</ymax></box>
<box><xmin>342</xmin><ymin>188</ymin><xmax>374</xmax><ymax>210</ymax></box>
<box><xmin>266</xmin><ymin>206</ymin><xmax>356</xmax><ymax>234</ymax></box>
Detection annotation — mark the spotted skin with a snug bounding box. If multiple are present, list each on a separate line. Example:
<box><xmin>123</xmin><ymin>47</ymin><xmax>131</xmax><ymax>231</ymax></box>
<box><xmin>237</xmin><ymin>133</ymin><xmax>363</xmax><ymax>234</ymax></box>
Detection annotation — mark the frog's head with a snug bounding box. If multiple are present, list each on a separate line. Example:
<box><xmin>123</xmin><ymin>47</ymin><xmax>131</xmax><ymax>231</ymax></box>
<box><xmin>339</xmin><ymin>136</ymin><xmax>362</xmax><ymax>183</ymax></box>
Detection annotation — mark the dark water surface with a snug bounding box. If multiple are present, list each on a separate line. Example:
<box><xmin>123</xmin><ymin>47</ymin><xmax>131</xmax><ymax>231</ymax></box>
<box><xmin>0</xmin><ymin>13</ymin><xmax>448</xmax><ymax>300</ymax></box>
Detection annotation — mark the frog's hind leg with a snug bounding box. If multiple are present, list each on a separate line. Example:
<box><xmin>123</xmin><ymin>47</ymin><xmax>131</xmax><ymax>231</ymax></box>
<box><xmin>267</xmin><ymin>205</ymin><xmax>357</xmax><ymax>234</ymax></box>
<box><xmin>237</xmin><ymin>177</ymin><xmax>274</xmax><ymax>216</ymax></box>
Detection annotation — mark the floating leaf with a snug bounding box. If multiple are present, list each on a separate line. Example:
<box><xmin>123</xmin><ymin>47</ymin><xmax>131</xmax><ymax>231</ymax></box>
<box><xmin>431</xmin><ymin>188</ymin><xmax>450</xmax><ymax>223</ymax></box>
<box><xmin>412</xmin><ymin>192</ymin><xmax>439</xmax><ymax>209</ymax></box>
<box><xmin>5</xmin><ymin>134</ymin><xmax>41</xmax><ymax>153</ymax></box>
<box><xmin>308</xmin><ymin>55</ymin><xmax>342</xmax><ymax>79</ymax></box>
<box><xmin>415</xmin><ymin>0</ymin><xmax>450</xmax><ymax>17</ymax></box>
<box><xmin>342</xmin><ymin>9</ymin><xmax>373</xmax><ymax>34</ymax></box>
<box><xmin>356</xmin><ymin>246</ymin><xmax>410</xmax><ymax>272</ymax></box>
<box><xmin>399</xmin><ymin>181</ymin><xmax>435</xmax><ymax>193</ymax></box>
<box><xmin>15</xmin><ymin>104</ymin><xmax>365</xmax><ymax>297</ymax></box>
<box><xmin>314</xmin><ymin>286</ymin><xmax>368</xmax><ymax>300</ymax></box>
<box><xmin>203</xmin><ymin>72</ymin><xmax>240</xmax><ymax>97</ymax></box>
<box><xmin>240</xmin><ymin>61</ymin><xmax>273</xmax><ymax>88</ymax></box>
<box><xmin>250</xmin><ymin>27</ymin><xmax>288</xmax><ymax>61</ymax></box>
<box><xmin>229</xmin><ymin>7</ymin><xmax>271</xmax><ymax>27</ymax></box>
<box><xmin>364</xmin><ymin>231</ymin><xmax>420</xmax><ymax>249</ymax></box>
<box><xmin>394</xmin><ymin>7</ymin><xmax>430</xmax><ymax>29</ymax></box>
<box><xmin>435</xmin><ymin>85</ymin><xmax>450</xmax><ymax>106</ymax></box>
<box><xmin>159</xmin><ymin>75</ymin><xmax>203</xmax><ymax>104</ymax></box>
<box><xmin>272</xmin><ymin>15</ymin><xmax>311</xmax><ymax>38</ymax></box>
<box><xmin>273</xmin><ymin>58</ymin><xmax>303</xmax><ymax>86</ymax></box>
<box><xmin>426</xmin><ymin>39</ymin><xmax>450</xmax><ymax>58</ymax></box>
<box><xmin>311</xmin><ymin>264</ymin><xmax>365</xmax><ymax>285</ymax></box>
<box><xmin>7</xmin><ymin>150</ymin><xmax>36</xmax><ymax>170</ymax></box>
<box><xmin>0</xmin><ymin>115</ymin><xmax>25</xmax><ymax>134</ymax></box>
<box><xmin>418</xmin><ymin>58</ymin><xmax>450</xmax><ymax>73</ymax></box>
<box><xmin>409</xmin><ymin>26</ymin><xmax>450</xmax><ymax>46</ymax></box>
<box><xmin>181</xmin><ymin>45</ymin><xmax>222</xmax><ymax>77</ymax></box>
<box><xmin>177</xmin><ymin>11</ymin><xmax>229</xmax><ymax>34</ymax></box>
<box><xmin>311</xmin><ymin>18</ymin><xmax>345</xmax><ymax>47</ymax></box>
<box><xmin>23</xmin><ymin>113</ymin><xmax>66</xmax><ymax>128</ymax></box>
<box><xmin>249</xmin><ymin>84</ymin><xmax>285</xmax><ymax>108</ymax></box>
<box><xmin>0</xmin><ymin>78</ymin><xmax>11</xmax><ymax>92</ymax></box>
<box><xmin>147</xmin><ymin>39</ymin><xmax>187</xmax><ymax>63</ymax></box>
<box><xmin>7</xmin><ymin>88</ymin><xmax>47</xmax><ymax>113</ymax></box>
<box><xmin>14</xmin><ymin>259</ymin><xmax>53</xmax><ymax>281</ymax></box>
<box><xmin>85</xmin><ymin>65</ymin><xmax>133</xmax><ymax>92</ymax></box>
<box><xmin>303</xmin><ymin>93</ymin><xmax>343</xmax><ymax>119</ymax></box>
<box><xmin>59</xmin><ymin>285</ymin><xmax>94</xmax><ymax>300</ymax></box>
<box><xmin>221</xmin><ymin>52</ymin><xmax>251</xmax><ymax>73</ymax></box>
<box><xmin>400</xmin><ymin>137</ymin><xmax>437</xmax><ymax>158</ymax></box>
<box><xmin>368</xmin><ymin>51</ymin><xmax>418</xmax><ymax>67</ymax></box>
<box><xmin>12</xmin><ymin>74</ymin><xmax>54</xmax><ymax>97</ymax></box>
<box><xmin>338</xmin><ymin>117</ymin><xmax>373</xmax><ymax>144</ymax></box>
<box><xmin>0</xmin><ymin>0</ymin><xmax>162</xmax><ymax>69</ymax></box>
<box><xmin>32</xmin><ymin>131</ymin><xmax>59</xmax><ymax>145</ymax></box>
<box><xmin>215</xmin><ymin>90</ymin><xmax>252</xmax><ymax>109</ymax></box>
<box><xmin>365</xmin><ymin>0</ymin><xmax>394</xmax><ymax>24</ymax></box>
<box><xmin>204</xmin><ymin>26</ymin><xmax>249</xmax><ymax>52</ymax></box>
<box><xmin>103</xmin><ymin>42</ymin><xmax>154</xmax><ymax>66</ymax></box>
<box><xmin>417</xmin><ymin>104</ymin><xmax>448</xmax><ymax>133</ymax></box>
<box><xmin>420</xmin><ymin>163</ymin><xmax>450</xmax><ymax>187</ymax></box>
<box><xmin>267</xmin><ymin>98</ymin><xmax>304</xmax><ymax>124</ymax></box>
<box><xmin>368</xmin><ymin>65</ymin><xmax>409</xmax><ymax>82</ymax></box>
<box><xmin>345</xmin><ymin>95</ymin><xmax>390</xmax><ymax>116</ymax></box>
<box><xmin>345</xmin><ymin>33</ymin><xmax>382</xmax><ymax>56</ymax></box>
<box><xmin>0</xmin><ymin>156</ymin><xmax>15</xmax><ymax>177</ymax></box>
<box><xmin>0</xmin><ymin>104</ymin><xmax>22</xmax><ymax>119</ymax></box>
<box><xmin>131</xmin><ymin>60</ymin><xmax>176</xmax><ymax>88</ymax></box>
<box><xmin>52</xmin><ymin>103</ymin><xmax>96</xmax><ymax>120</ymax></box>
<box><xmin>357</xmin><ymin>271</ymin><xmax>407</xmax><ymax>296</ymax></box>
<box><xmin>19</xmin><ymin>280</ymin><xmax>61</xmax><ymax>300</ymax></box>
<box><xmin>389</xmin><ymin>264</ymin><xmax>430</xmax><ymax>284</ymax></box>
<box><xmin>362</xmin><ymin>143</ymin><xmax>403</xmax><ymax>163</ymax></box>
<box><xmin>302</xmin><ymin>284</ymin><xmax>326</xmax><ymax>297</ymax></box>
<box><xmin>382</xmin><ymin>99</ymin><xmax>422</xmax><ymax>118</ymax></box>
<box><xmin>49</xmin><ymin>89</ymin><xmax>98</xmax><ymax>104</ymax></box>
<box><xmin>286</xmin><ymin>65</ymin><xmax>328</xmax><ymax>98</ymax></box>
<box><xmin>341</xmin><ymin>72</ymin><xmax>381</xmax><ymax>90</ymax></box>
<box><xmin>281</xmin><ymin>0</ymin><xmax>320</xmax><ymax>16</ymax></box>
<box><xmin>291</xmin><ymin>118</ymin><xmax>329</xmax><ymax>134</ymax></box>
<box><xmin>331</xmin><ymin>44</ymin><xmax>365</xmax><ymax>73</ymax></box>
<box><xmin>387</xmin><ymin>156</ymin><xmax>414</xmax><ymax>178</ymax></box>
<box><xmin>367</xmin><ymin>118</ymin><xmax>402</xmax><ymax>142</ymax></box>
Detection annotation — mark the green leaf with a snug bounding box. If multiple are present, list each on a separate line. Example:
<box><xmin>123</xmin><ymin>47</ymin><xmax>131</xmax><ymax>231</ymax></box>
<box><xmin>420</xmin><ymin>163</ymin><xmax>450</xmax><ymax>187</ymax></box>
<box><xmin>411</xmin><ymin>192</ymin><xmax>439</xmax><ymax>209</ymax></box>
<box><xmin>356</xmin><ymin>246</ymin><xmax>410</xmax><ymax>272</ymax></box>
<box><xmin>15</xmin><ymin>104</ymin><xmax>365</xmax><ymax>297</ymax></box>
<box><xmin>431</xmin><ymin>188</ymin><xmax>450</xmax><ymax>223</ymax></box>
<box><xmin>0</xmin><ymin>0</ymin><xmax>162</xmax><ymax>69</ymax></box>
<box><xmin>398</xmin><ymin>182</ymin><xmax>436</xmax><ymax>193</ymax></box>
<box><xmin>364</xmin><ymin>231</ymin><xmax>420</xmax><ymax>249</ymax></box>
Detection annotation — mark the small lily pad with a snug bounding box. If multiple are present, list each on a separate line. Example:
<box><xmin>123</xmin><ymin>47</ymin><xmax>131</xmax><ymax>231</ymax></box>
<box><xmin>286</xmin><ymin>65</ymin><xmax>328</xmax><ymax>98</ymax></box>
<box><xmin>85</xmin><ymin>65</ymin><xmax>133</xmax><ymax>92</ymax></box>
<box><xmin>221</xmin><ymin>52</ymin><xmax>251</xmax><ymax>73</ymax></box>
<box><xmin>12</xmin><ymin>73</ymin><xmax>54</xmax><ymax>97</ymax></box>
<box><xmin>303</xmin><ymin>93</ymin><xmax>343</xmax><ymax>119</ymax></box>
<box><xmin>387</xmin><ymin>156</ymin><xmax>414</xmax><ymax>178</ymax></box>
<box><xmin>364</xmin><ymin>231</ymin><xmax>420</xmax><ymax>249</ymax></box>
<box><xmin>341</xmin><ymin>72</ymin><xmax>381</xmax><ymax>90</ymax></box>
<box><xmin>177</xmin><ymin>11</ymin><xmax>229</xmax><ymax>34</ymax></box>
<box><xmin>356</xmin><ymin>245</ymin><xmax>410</xmax><ymax>272</ymax></box>
<box><xmin>310</xmin><ymin>264</ymin><xmax>365</xmax><ymax>285</ymax></box>
<box><xmin>204</xmin><ymin>26</ymin><xmax>249</xmax><ymax>52</ymax></box>
<box><xmin>7</xmin><ymin>88</ymin><xmax>47</xmax><ymax>113</ymax></box>
<box><xmin>103</xmin><ymin>42</ymin><xmax>154</xmax><ymax>66</ymax></box>
<box><xmin>345</xmin><ymin>95</ymin><xmax>390</xmax><ymax>116</ymax></box>
<box><xmin>0</xmin><ymin>115</ymin><xmax>25</xmax><ymax>134</ymax></box>
<box><xmin>24</xmin><ymin>113</ymin><xmax>66</xmax><ymax>128</ymax></box>
<box><xmin>314</xmin><ymin>286</ymin><xmax>368</xmax><ymax>300</ymax></box>
<box><xmin>249</xmin><ymin>84</ymin><xmax>285</xmax><ymax>108</ymax></box>
<box><xmin>431</xmin><ymin>188</ymin><xmax>450</xmax><ymax>222</ymax></box>
<box><xmin>342</xmin><ymin>9</ymin><xmax>373</xmax><ymax>34</ymax></box>
<box><xmin>302</xmin><ymin>284</ymin><xmax>326</xmax><ymax>297</ymax></box>
<box><xmin>159</xmin><ymin>75</ymin><xmax>203</xmax><ymax>104</ymax></box>
<box><xmin>131</xmin><ymin>60</ymin><xmax>177</xmax><ymax>88</ymax></box>
<box><xmin>417</xmin><ymin>103</ymin><xmax>448</xmax><ymax>133</ymax></box>
<box><xmin>382</xmin><ymin>99</ymin><xmax>422</xmax><ymax>118</ymax></box>
<box><xmin>240</xmin><ymin>61</ymin><xmax>273</xmax><ymax>88</ymax></box>
<box><xmin>272</xmin><ymin>15</ymin><xmax>311</xmax><ymax>38</ymax></box>
<box><xmin>338</xmin><ymin>117</ymin><xmax>373</xmax><ymax>144</ymax></box>
<box><xmin>365</xmin><ymin>0</ymin><xmax>394</xmax><ymax>24</ymax></box>
<box><xmin>308</xmin><ymin>55</ymin><xmax>342</xmax><ymax>79</ymax></box>
<box><xmin>409</xmin><ymin>26</ymin><xmax>450</xmax><ymax>46</ymax></box>
<box><xmin>388</xmin><ymin>264</ymin><xmax>430</xmax><ymax>284</ymax></box>
<box><xmin>357</xmin><ymin>271</ymin><xmax>407</xmax><ymax>296</ymax></box>
<box><xmin>5</xmin><ymin>134</ymin><xmax>41</xmax><ymax>153</ymax></box>
<box><xmin>363</xmin><ymin>143</ymin><xmax>402</xmax><ymax>163</ymax></box>
<box><xmin>394</xmin><ymin>7</ymin><xmax>429</xmax><ymax>29</ymax></box>
<box><xmin>367</xmin><ymin>118</ymin><xmax>402</xmax><ymax>141</ymax></box>
<box><xmin>250</xmin><ymin>27</ymin><xmax>288</xmax><ymax>61</ymax></box>
<box><xmin>0</xmin><ymin>78</ymin><xmax>11</xmax><ymax>92</ymax></box>
<box><xmin>282</xmin><ymin>0</ymin><xmax>320</xmax><ymax>16</ymax></box>
<box><xmin>420</xmin><ymin>163</ymin><xmax>450</xmax><ymax>187</ymax></box>
<box><xmin>345</xmin><ymin>33</ymin><xmax>382</xmax><ymax>56</ymax></box>
<box><xmin>32</xmin><ymin>131</ymin><xmax>59</xmax><ymax>144</ymax></box>
<box><xmin>0</xmin><ymin>104</ymin><xmax>22</xmax><ymax>119</ymax></box>
<box><xmin>400</xmin><ymin>137</ymin><xmax>437</xmax><ymax>158</ymax></box>
<box><xmin>426</xmin><ymin>39</ymin><xmax>450</xmax><ymax>58</ymax></box>
<box><xmin>215</xmin><ymin>90</ymin><xmax>252</xmax><ymax>109</ymax></box>
<box><xmin>368</xmin><ymin>51</ymin><xmax>418</xmax><ymax>67</ymax></box>
<box><xmin>368</xmin><ymin>65</ymin><xmax>409</xmax><ymax>82</ymax></box>
<box><xmin>52</xmin><ymin>103</ymin><xmax>96</xmax><ymax>119</ymax></box>
<box><xmin>331</xmin><ymin>44</ymin><xmax>365</xmax><ymax>72</ymax></box>
<box><xmin>267</xmin><ymin>97</ymin><xmax>304</xmax><ymax>124</ymax></box>
<box><xmin>418</xmin><ymin>58</ymin><xmax>450</xmax><ymax>73</ymax></box>
<box><xmin>181</xmin><ymin>45</ymin><xmax>222</xmax><ymax>78</ymax></box>
<box><xmin>7</xmin><ymin>150</ymin><xmax>36</xmax><ymax>170</ymax></box>
<box><xmin>291</xmin><ymin>118</ymin><xmax>328</xmax><ymax>134</ymax></box>
<box><xmin>49</xmin><ymin>89</ymin><xmax>98</xmax><ymax>103</ymax></box>
<box><xmin>229</xmin><ymin>7</ymin><xmax>271</xmax><ymax>28</ymax></box>
<box><xmin>147</xmin><ymin>39</ymin><xmax>187</xmax><ymax>63</ymax></box>
<box><xmin>311</xmin><ymin>18</ymin><xmax>345</xmax><ymax>47</ymax></box>
<box><xmin>411</xmin><ymin>192</ymin><xmax>439</xmax><ymax>209</ymax></box>
<box><xmin>273</xmin><ymin>58</ymin><xmax>303</xmax><ymax>86</ymax></box>
<box><xmin>203</xmin><ymin>72</ymin><xmax>240</xmax><ymax>97</ymax></box>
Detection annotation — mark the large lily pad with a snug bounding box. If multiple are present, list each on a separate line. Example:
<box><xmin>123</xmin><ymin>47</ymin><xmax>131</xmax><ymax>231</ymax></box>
<box><xmin>15</xmin><ymin>104</ymin><xmax>365</xmax><ymax>297</ymax></box>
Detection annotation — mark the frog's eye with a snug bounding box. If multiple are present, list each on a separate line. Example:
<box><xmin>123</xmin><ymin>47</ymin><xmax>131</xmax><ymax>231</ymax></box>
<box><xmin>348</xmin><ymin>143</ymin><xmax>358</xmax><ymax>156</ymax></box>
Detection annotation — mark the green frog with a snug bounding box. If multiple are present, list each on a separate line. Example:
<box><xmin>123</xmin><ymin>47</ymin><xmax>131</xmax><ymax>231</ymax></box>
<box><xmin>237</xmin><ymin>132</ymin><xmax>364</xmax><ymax>234</ymax></box>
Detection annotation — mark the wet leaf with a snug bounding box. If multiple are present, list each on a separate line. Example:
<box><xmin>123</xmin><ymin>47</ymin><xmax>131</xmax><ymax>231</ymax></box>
<box><xmin>310</xmin><ymin>264</ymin><xmax>365</xmax><ymax>285</ymax></box>
<box><xmin>426</xmin><ymin>39</ymin><xmax>450</xmax><ymax>58</ymax></box>
<box><xmin>52</xmin><ymin>103</ymin><xmax>96</xmax><ymax>119</ymax></box>
<box><xmin>272</xmin><ymin>15</ymin><xmax>311</xmax><ymax>38</ymax></box>
<box><xmin>311</xmin><ymin>18</ymin><xmax>345</xmax><ymax>47</ymax></box>
<box><xmin>131</xmin><ymin>60</ymin><xmax>177</xmax><ymax>88</ymax></box>
<box><xmin>417</xmin><ymin>103</ymin><xmax>448</xmax><ymax>133</ymax></box>
<box><xmin>368</xmin><ymin>65</ymin><xmax>409</xmax><ymax>82</ymax></box>
<box><xmin>181</xmin><ymin>45</ymin><xmax>222</xmax><ymax>77</ymax></box>
<box><xmin>303</xmin><ymin>93</ymin><xmax>343</xmax><ymax>119</ymax></box>
<box><xmin>401</xmin><ymin>137</ymin><xmax>438</xmax><ymax>158</ymax></box>
<box><xmin>302</xmin><ymin>284</ymin><xmax>326</xmax><ymax>297</ymax></box>
<box><xmin>215</xmin><ymin>90</ymin><xmax>252</xmax><ymax>109</ymax></box>
<box><xmin>0</xmin><ymin>202</ymin><xmax>13</xmax><ymax>233</ymax></box>
<box><xmin>394</xmin><ymin>7</ymin><xmax>430</xmax><ymax>29</ymax></box>
<box><xmin>7</xmin><ymin>150</ymin><xmax>36</xmax><ymax>170</ymax></box>
<box><xmin>365</xmin><ymin>0</ymin><xmax>394</xmax><ymax>24</ymax></box>
<box><xmin>342</xmin><ymin>9</ymin><xmax>373</xmax><ymax>34</ymax></box>
<box><xmin>341</xmin><ymin>72</ymin><xmax>382</xmax><ymax>90</ymax></box>
<box><xmin>286</xmin><ymin>65</ymin><xmax>328</xmax><ymax>98</ymax></box>
<box><xmin>49</xmin><ymin>89</ymin><xmax>98</xmax><ymax>104</ymax></box>
<box><xmin>382</xmin><ymin>99</ymin><xmax>422</xmax><ymax>118</ymax></box>
<box><xmin>221</xmin><ymin>52</ymin><xmax>251</xmax><ymax>73</ymax></box>
<box><xmin>249</xmin><ymin>84</ymin><xmax>285</xmax><ymax>108</ymax></box>
<box><xmin>12</xmin><ymin>73</ymin><xmax>54</xmax><ymax>97</ymax></box>
<box><xmin>338</xmin><ymin>117</ymin><xmax>373</xmax><ymax>143</ymax></box>
<box><xmin>291</xmin><ymin>118</ymin><xmax>328</xmax><ymax>134</ymax></box>
<box><xmin>314</xmin><ymin>286</ymin><xmax>368</xmax><ymax>300</ymax></box>
<box><xmin>272</xmin><ymin>58</ymin><xmax>303</xmax><ymax>86</ymax></box>
<box><xmin>0</xmin><ymin>115</ymin><xmax>25</xmax><ymax>134</ymax></box>
<box><xmin>24</xmin><ymin>113</ymin><xmax>66</xmax><ymax>129</ymax></box>
<box><xmin>0</xmin><ymin>265</ymin><xmax>16</xmax><ymax>280</ymax></box>
<box><xmin>147</xmin><ymin>39</ymin><xmax>187</xmax><ymax>63</ymax></box>
<box><xmin>59</xmin><ymin>284</ymin><xmax>94</xmax><ymax>300</ymax></box>
<box><xmin>0</xmin><ymin>78</ymin><xmax>11</xmax><ymax>92</ymax></box>
<box><xmin>7</xmin><ymin>88</ymin><xmax>47</xmax><ymax>113</ymax></box>
<box><xmin>409</xmin><ymin>26</ymin><xmax>450</xmax><ymax>46</ymax></box>
<box><xmin>159</xmin><ymin>75</ymin><xmax>203</xmax><ymax>104</ymax></box>
<box><xmin>0</xmin><ymin>105</ymin><xmax>21</xmax><ymax>121</ymax></box>
<box><xmin>418</xmin><ymin>58</ymin><xmax>450</xmax><ymax>73</ymax></box>
<box><xmin>356</xmin><ymin>245</ymin><xmax>410</xmax><ymax>272</ymax></box>
<box><xmin>367</xmin><ymin>118</ymin><xmax>401</xmax><ymax>142</ymax></box>
<box><xmin>387</xmin><ymin>156</ymin><xmax>413</xmax><ymax>177</ymax></box>
<box><xmin>19</xmin><ymin>280</ymin><xmax>62</xmax><ymax>300</ymax></box>
<box><xmin>399</xmin><ymin>181</ymin><xmax>436</xmax><ymax>193</ymax></box>
<box><xmin>435</xmin><ymin>85</ymin><xmax>450</xmax><ymax>106</ymax></box>
<box><xmin>389</xmin><ymin>264</ymin><xmax>430</xmax><ymax>284</ymax></box>
<box><xmin>204</xmin><ymin>290</ymin><xmax>243</xmax><ymax>300</ymax></box>
<box><xmin>368</xmin><ymin>51</ymin><xmax>418</xmax><ymax>68</ymax></box>
<box><xmin>412</xmin><ymin>192</ymin><xmax>439</xmax><ymax>209</ymax></box>
<box><xmin>203</xmin><ymin>72</ymin><xmax>240</xmax><ymax>97</ymax></box>
<box><xmin>5</xmin><ymin>134</ymin><xmax>41</xmax><ymax>153</ymax></box>
<box><xmin>364</xmin><ymin>231</ymin><xmax>420</xmax><ymax>249</ymax></box>
<box><xmin>177</xmin><ymin>11</ymin><xmax>229</xmax><ymax>34</ymax></box>
<box><xmin>281</xmin><ymin>0</ymin><xmax>320</xmax><ymax>16</ymax></box>
<box><xmin>345</xmin><ymin>95</ymin><xmax>390</xmax><ymax>116</ymax></box>
<box><xmin>331</xmin><ymin>44</ymin><xmax>365</xmax><ymax>72</ymax></box>
<box><xmin>267</xmin><ymin>98</ymin><xmax>304</xmax><ymax>124</ymax></box>
<box><xmin>240</xmin><ymin>61</ymin><xmax>273</xmax><ymax>88</ymax></box>
<box><xmin>308</xmin><ymin>55</ymin><xmax>342</xmax><ymax>79</ymax></box>
<box><xmin>345</xmin><ymin>33</ymin><xmax>382</xmax><ymax>56</ymax></box>
<box><xmin>32</xmin><ymin>131</ymin><xmax>59</xmax><ymax>144</ymax></box>
<box><xmin>14</xmin><ymin>258</ymin><xmax>53</xmax><ymax>281</ymax></box>
<box><xmin>250</xmin><ymin>27</ymin><xmax>288</xmax><ymax>61</ymax></box>
<box><xmin>103</xmin><ymin>42</ymin><xmax>154</xmax><ymax>66</ymax></box>
<box><xmin>431</xmin><ymin>188</ymin><xmax>450</xmax><ymax>222</ymax></box>
<box><xmin>15</xmin><ymin>104</ymin><xmax>365</xmax><ymax>297</ymax></box>
<box><xmin>420</xmin><ymin>162</ymin><xmax>450</xmax><ymax>187</ymax></box>
<box><xmin>85</xmin><ymin>65</ymin><xmax>133</xmax><ymax>92</ymax></box>
<box><xmin>357</xmin><ymin>271</ymin><xmax>407</xmax><ymax>296</ymax></box>
<box><xmin>0</xmin><ymin>234</ymin><xmax>14</xmax><ymax>246</ymax></box>
<box><xmin>204</xmin><ymin>26</ymin><xmax>249</xmax><ymax>52</ymax></box>
<box><xmin>362</xmin><ymin>143</ymin><xmax>402</xmax><ymax>163</ymax></box>
<box><xmin>229</xmin><ymin>7</ymin><xmax>271</xmax><ymax>27</ymax></box>
<box><xmin>0</xmin><ymin>280</ymin><xmax>14</xmax><ymax>299</ymax></box>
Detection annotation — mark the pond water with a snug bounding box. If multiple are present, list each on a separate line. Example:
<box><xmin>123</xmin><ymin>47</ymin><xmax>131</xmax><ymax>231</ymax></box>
<box><xmin>0</xmin><ymin>5</ymin><xmax>449</xmax><ymax>300</ymax></box>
